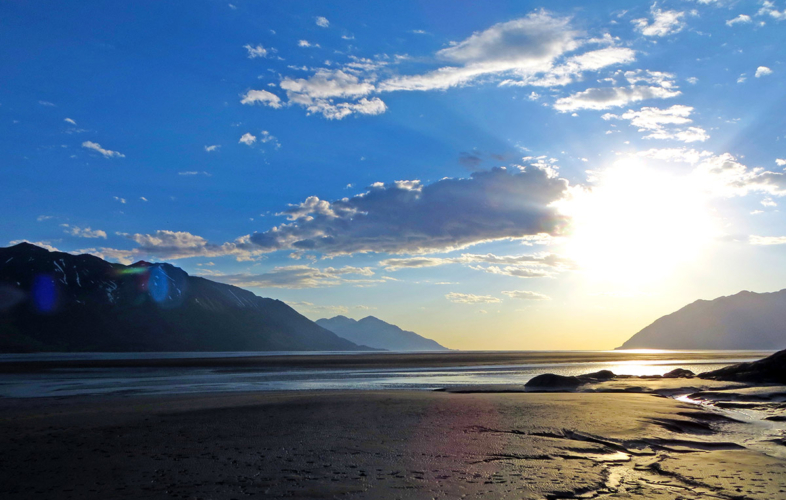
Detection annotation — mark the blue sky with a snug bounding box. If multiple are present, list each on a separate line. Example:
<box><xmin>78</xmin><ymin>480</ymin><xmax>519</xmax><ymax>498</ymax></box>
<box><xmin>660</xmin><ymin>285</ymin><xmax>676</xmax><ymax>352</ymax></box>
<box><xmin>2</xmin><ymin>0</ymin><xmax>785</xmax><ymax>349</ymax></box>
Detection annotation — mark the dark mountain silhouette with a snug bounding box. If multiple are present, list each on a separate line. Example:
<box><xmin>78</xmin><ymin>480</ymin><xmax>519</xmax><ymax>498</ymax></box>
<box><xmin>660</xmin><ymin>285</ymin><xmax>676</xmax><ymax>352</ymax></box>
<box><xmin>618</xmin><ymin>289</ymin><xmax>786</xmax><ymax>350</ymax></box>
<box><xmin>316</xmin><ymin>315</ymin><xmax>448</xmax><ymax>351</ymax></box>
<box><xmin>0</xmin><ymin>242</ymin><xmax>369</xmax><ymax>352</ymax></box>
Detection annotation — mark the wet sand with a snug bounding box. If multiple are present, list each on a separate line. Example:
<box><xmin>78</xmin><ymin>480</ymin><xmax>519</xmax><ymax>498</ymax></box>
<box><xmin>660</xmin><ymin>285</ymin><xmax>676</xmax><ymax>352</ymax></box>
<box><xmin>2</xmin><ymin>389</ymin><xmax>785</xmax><ymax>499</ymax></box>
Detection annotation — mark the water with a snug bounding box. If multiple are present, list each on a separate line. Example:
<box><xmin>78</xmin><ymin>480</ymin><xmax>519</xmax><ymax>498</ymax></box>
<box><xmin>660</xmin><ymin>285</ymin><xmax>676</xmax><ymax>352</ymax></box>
<box><xmin>0</xmin><ymin>350</ymin><xmax>769</xmax><ymax>398</ymax></box>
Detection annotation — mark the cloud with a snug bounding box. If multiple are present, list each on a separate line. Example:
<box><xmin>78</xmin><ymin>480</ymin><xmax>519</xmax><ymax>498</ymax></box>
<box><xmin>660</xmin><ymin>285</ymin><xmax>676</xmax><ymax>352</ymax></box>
<box><xmin>632</xmin><ymin>7</ymin><xmax>685</xmax><ymax>37</ymax></box>
<box><xmin>636</xmin><ymin>147</ymin><xmax>712</xmax><ymax>164</ymax></box>
<box><xmin>140</xmin><ymin>197</ymin><xmax>148</xmax><ymax>202</ymax></box>
<box><xmin>500</xmin><ymin>47</ymin><xmax>636</xmax><ymax>88</ymax></box>
<box><xmin>279</xmin><ymin>69</ymin><xmax>385</xmax><ymax>119</ymax></box>
<box><xmin>693</xmin><ymin>153</ymin><xmax>786</xmax><ymax>197</ymax></box>
<box><xmin>605</xmin><ymin>105</ymin><xmax>710</xmax><ymax>143</ymax></box>
<box><xmin>776</xmin><ymin>159</ymin><xmax>786</xmax><ymax>167</ymax></box>
<box><xmin>554</xmin><ymin>85</ymin><xmax>680</xmax><ymax>112</ymax></box>
<box><xmin>259</xmin><ymin>130</ymin><xmax>281</xmax><ymax>148</ymax></box>
<box><xmin>178</xmin><ymin>171</ymin><xmax>210</xmax><ymax>176</ymax></box>
<box><xmin>445</xmin><ymin>292</ymin><xmax>501</xmax><ymax>304</ymax></box>
<box><xmin>88</xmin><ymin>230</ymin><xmax>265</xmax><ymax>264</ymax></box>
<box><xmin>240</xmin><ymin>89</ymin><xmax>283</xmax><ymax>108</ymax></box>
<box><xmin>726</xmin><ymin>14</ymin><xmax>752</xmax><ymax>26</ymax></box>
<box><xmin>208</xmin><ymin>265</ymin><xmax>376</xmax><ymax>289</ymax></box>
<box><xmin>244</xmin><ymin>44</ymin><xmax>272</xmax><ymax>58</ymax></box>
<box><xmin>380</xmin><ymin>12</ymin><xmax>584</xmax><ymax>92</ymax></box>
<box><xmin>246</xmin><ymin>166</ymin><xmax>569</xmax><ymax>256</ymax></box>
<box><xmin>298</xmin><ymin>40</ymin><xmax>319</xmax><ymax>48</ymax></box>
<box><xmin>37</xmin><ymin>215</ymin><xmax>54</xmax><ymax>222</ymax></box>
<box><xmin>204</xmin><ymin>145</ymin><xmax>220</xmax><ymax>152</ymax></box>
<box><xmin>501</xmin><ymin>290</ymin><xmax>551</xmax><ymax>300</ymax></box>
<box><xmin>113</xmin><ymin>196</ymin><xmax>126</xmax><ymax>204</ymax></box>
<box><xmin>380</xmin><ymin>252</ymin><xmax>572</xmax><ymax>279</ymax></box>
<box><xmin>750</xmin><ymin>235</ymin><xmax>786</xmax><ymax>245</ymax></box>
<box><xmin>61</xmin><ymin>224</ymin><xmax>107</xmax><ymax>239</ymax></box>
<box><xmin>758</xmin><ymin>1</ymin><xmax>786</xmax><ymax>21</ymax></box>
<box><xmin>64</xmin><ymin>118</ymin><xmax>77</xmax><ymax>125</ymax></box>
<box><xmin>239</xmin><ymin>133</ymin><xmax>256</xmax><ymax>146</ymax></box>
<box><xmin>755</xmin><ymin>66</ymin><xmax>773</xmax><ymax>78</ymax></box>
<box><xmin>316</xmin><ymin>16</ymin><xmax>329</xmax><ymax>28</ymax></box>
<box><xmin>82</xmin><ymin>141</ymin><xmax>125</xmax><ymax>158</ymax></box>
<box><xmin>38</xmin><ymin>100</ymin><xmax>56</xmax><ymax>107</ymax></box>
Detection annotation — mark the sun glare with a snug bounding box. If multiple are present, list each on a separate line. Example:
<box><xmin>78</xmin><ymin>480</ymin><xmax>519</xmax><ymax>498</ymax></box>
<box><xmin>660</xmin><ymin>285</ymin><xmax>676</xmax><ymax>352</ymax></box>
<box><xmin>560</xmin><ymin>159</ymin><xmax>717</xmax><ymax>286</ymax></box>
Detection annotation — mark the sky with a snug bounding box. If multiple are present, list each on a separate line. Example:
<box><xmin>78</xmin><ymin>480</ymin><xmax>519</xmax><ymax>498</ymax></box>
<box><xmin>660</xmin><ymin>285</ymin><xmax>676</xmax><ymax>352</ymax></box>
<box><xmin>1</xmin><ymin>0</ymin><xmax>785</xmax><ymax>350</ymax></box>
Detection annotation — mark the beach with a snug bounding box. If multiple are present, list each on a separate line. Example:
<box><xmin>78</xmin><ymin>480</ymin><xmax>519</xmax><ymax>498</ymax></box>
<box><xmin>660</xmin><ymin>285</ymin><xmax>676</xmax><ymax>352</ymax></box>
<box><xmin>1</xmin><ymin>352</ymin><xmax>785</xmax><ymax>499</ymax></box>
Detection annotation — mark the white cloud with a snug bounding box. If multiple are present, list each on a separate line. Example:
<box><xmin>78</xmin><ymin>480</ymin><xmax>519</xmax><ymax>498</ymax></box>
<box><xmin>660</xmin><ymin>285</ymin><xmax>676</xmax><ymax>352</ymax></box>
<box><xmin>636</xmin><ymin>147</ymin><xmax>712</xmax><ymax>164</ymax></box>
<box><xmin>632</xmin><ymin>7</ymin><xmax>685</xmax><ymax>37</ymax></box>
<box><xmin>90</xmin><ymin>230</ymin><xmax>265</xmax><ymax>264</ymax></box>
<box><xmin>246</xmin><ymin>166</ymin><xmax>569</xmax><ymax>256</ymax></box>
<box><xmin>686</xmin><ymin>77</ymin><xmax>698</xmax><ymax>84</ymax></box>
<box><xmin>445</xmin><ymin>292</ymin><xmax>501</xmax><ymax>304</ymax></box>
<box><xmin>380</xmin><ymin>12</ymin><xmax>584</xmax><ymax>92</ymax></box>
<box><xmin>380</xmin><ymin>253</ymin><xmax>572</xmax><ymax>278</ymax></box>
<box><xmin>239</xmin><ymin>133</ymin><xmax>257</xmax><ymax>146</ymax></box>
<box><xmin>693</xmin><ymin>153</ymin><xmax>786</xmax><ymax>197</ymax></box>
<box><xmin>82</xmin><ymin>141</ymin><xmax>125</xmax><ymax>158</ymax></box>
<box><xmin>755</xmin><ymin>66</ymin><xmax>773</xmax><ymax>78</ymax></box>
<box><xmin>244</xmin><ymin>44</ymin><xmax>271</xmax><ymax>58</ymax></box>
<box><xmin>259</xmin><ymin>130</ymin><xmax>281</xmax><ymax>148</ymax></box>
<box><xmin>140</xmin><ymin>197</ymin><xmax>148</xmax><ymax>202</ymax></box>
<box><xmin>204</xmin><ymin>145</ymin><xmax>220</xmax><ymax>152</ymax></box>
<box><xmin>726</xmin><ymin>14</ymin><xmax>752</xmax><ymax>26</ymax></box>
<box><xmin>644</xmin><ymin>126</ymin><xmax>709</xmax><ymax>143</ymax></box>
<box><xmin>240</xmin><ymin>89</ymin><xmax>283</xmax><ymax>108</ymax></box>
<box><xmin>209</xmin><ymin>265</ymin><xmax>377</xmax><ymax>289</ymax></box>
<box><xmin>501</xmin><ymin>290</ymin><xmax>551</xmax><ymax>300</ymax></box>
<box><xmin>776</xmin><ymin>159</ymin><xmax>786</xmax><ymax>166</ymax></box>
<box><xmin>750</xmin><ymin>235</ymin><xmax>786</xmax><ymax>245</ymax></box>
<box><xmin>758</xmin><ymin>1</ymin><xmax>786</xmax><ymax>21</ymax></box>
<box><xmin>737</xmin><ymin>74</ymin><xmax>747</xmax><ymax>84</ymax></box>
<box><xmin>298</xmin><ymin>40</ymin><xmax>319</xmax><ymax>48</ymax></box>
<box><xmin>38</xmin><ymin>100</ymin><xmax>56</xmax><ymax>107</ymax></box>
<box><xmin>64</xmin><ymin>118</ymin><xmax>77</xmax><ymax>125</ymax></box>
<box><xmin>113</xmin><ymin>196</ymin><xmax>126</xmax><ymax>204</ymax></box>
<box><xmin>761</xmin><ymin>198</ymin><xmax>777</xmax><ymax>207</ymax></box>
<box><xmin>61</xmin><ymin>224</ymin><xmax>107</xmax><ymax>239</ymax></box>
<box><xmin>316</xmin><ymin>16</ymin><xmax>329</xmax><ymax>28</ymax></box>
<box><xmin>554</xmin><ymin>85</ymin><xmax>680</xmax><ymax>112</ymax></box>
<box><xmin>502</xmin><ymin>47</ymin><xmax>636</xmax><ymax>88</ymax></box>
<box><xmin>279</xmin><ymin>69</ymin><xmax>385</xmax><ymax>119</ymax></box>
<box><xmin>37</xmin><ymin>215</ymin><xmax>53</xmax><ymax>222</ymax></box>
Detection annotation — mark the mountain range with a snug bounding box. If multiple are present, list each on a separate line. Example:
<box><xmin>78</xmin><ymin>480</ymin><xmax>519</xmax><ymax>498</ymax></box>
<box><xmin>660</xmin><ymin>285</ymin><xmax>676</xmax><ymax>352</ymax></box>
<box><xmin>618</xmin><ymin>289</ymin><xmax>786</xmax><ymax>350</ymax></box>
<box><xmin>316</xmin><ymin>315</ymin><xmax>448</xmax><ymax>351</ymax></box>
<box><xmin>0</xmin><ymin>242</ymin><xmax>370</xmax><ymax>352</ymax></box>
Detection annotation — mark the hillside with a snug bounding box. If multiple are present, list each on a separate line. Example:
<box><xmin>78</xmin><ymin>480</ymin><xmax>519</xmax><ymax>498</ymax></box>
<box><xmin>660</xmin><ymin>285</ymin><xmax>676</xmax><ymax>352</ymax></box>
<box><xmin>618</xmin><ymin>289</ymin><xmax>786</xmax><ymax>350</ymax></box>
<box><xmin>0</xmin><ymin>242</ymin><xmax>369</xmax><ymax>352</ymax></box>
<box><xmin>316</xmin><ymin>315</ymin><xmax>448</xmax><ymax>351</ymax></box>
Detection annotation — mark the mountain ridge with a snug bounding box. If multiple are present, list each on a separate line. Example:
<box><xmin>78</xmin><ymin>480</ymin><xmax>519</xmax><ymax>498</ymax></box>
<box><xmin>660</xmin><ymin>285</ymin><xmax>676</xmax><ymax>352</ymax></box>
<box><xmin>0</xmin><ymin>242</ymin><xmax>370</xmax><ymax>353</ymax></box>
<box><xmin>316</xmin><ymin>315</ymin><xmax>448</xmax><ymax>351</ymax></box>
<box><xmin>618</xmin><ymin>288</ymin><xmax>786</xmax><ymax>350</ymax></box>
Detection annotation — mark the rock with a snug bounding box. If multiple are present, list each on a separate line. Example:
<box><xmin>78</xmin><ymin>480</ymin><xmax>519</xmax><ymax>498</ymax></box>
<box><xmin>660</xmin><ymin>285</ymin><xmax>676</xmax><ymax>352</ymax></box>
<box><xmin>699</xmin><ymin>349</ymin><xmax>786</xmax><ymax>384</ymax></box>
<box><xmin>525</xmin><ymin>374</ymin><xmax>583</xmax><ymax>391</ymax></box>
<box><xmin>663</xmin><ymin>368</ymin><xmax>695</xmax><ymax>379</ymax></box>
<box><xmin>578</xmin><ymin>370</ymin><xmax>616</xmax><ymax>381</ymax></box>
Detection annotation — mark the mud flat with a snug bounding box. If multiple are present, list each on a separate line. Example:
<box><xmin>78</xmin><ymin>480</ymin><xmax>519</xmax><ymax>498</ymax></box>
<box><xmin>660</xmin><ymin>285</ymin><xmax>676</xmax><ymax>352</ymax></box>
<box><xmin>1</xmin><ymin>388</ymin><xmax>785</xmax><ymax>499</ymax></box>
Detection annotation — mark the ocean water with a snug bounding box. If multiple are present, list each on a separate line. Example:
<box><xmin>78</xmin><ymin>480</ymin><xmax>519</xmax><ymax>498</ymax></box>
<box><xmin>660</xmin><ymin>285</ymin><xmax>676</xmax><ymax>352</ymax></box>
<box><xmin>0</xmin><ymin>350</ymin><xmax>770</xmax><ymax>398</ymax></box>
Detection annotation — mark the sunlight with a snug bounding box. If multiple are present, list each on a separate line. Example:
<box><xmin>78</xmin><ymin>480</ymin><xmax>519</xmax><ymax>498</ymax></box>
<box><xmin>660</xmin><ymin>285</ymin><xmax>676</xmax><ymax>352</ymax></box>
<box><xmin>560</xmin><ymin>159</ymin><xmax>717</xmax><ymax>286</ymax></box>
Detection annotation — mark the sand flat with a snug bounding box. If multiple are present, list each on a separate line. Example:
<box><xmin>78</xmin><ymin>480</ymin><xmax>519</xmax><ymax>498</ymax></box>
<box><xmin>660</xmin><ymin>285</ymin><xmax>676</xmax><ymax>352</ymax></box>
<box><xmin>1</xmin><ymin>390</ymin><xmax>785</xmax><ymax>499</ymax></box>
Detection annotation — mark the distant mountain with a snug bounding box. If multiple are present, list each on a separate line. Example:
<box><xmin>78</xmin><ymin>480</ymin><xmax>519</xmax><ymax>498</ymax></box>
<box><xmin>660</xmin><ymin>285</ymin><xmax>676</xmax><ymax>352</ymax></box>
<box><xmin>0</xmin><ymin>242</ymin><xmax>369</xmax><ymax>352</ymax></box>
<box><xmin>316</xmin><ymin>315</ymin><xmax>448</xmax><ymax>351</ymax></box>
<box><xmin>618</xmin><ymin>289</ymin><xmax>786</xmax><ymax>350</ymax></box>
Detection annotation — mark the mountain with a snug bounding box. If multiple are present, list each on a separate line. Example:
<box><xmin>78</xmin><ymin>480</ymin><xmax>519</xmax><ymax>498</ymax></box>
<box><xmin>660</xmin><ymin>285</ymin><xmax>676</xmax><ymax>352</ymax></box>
<box><xmin>618</xmin><ymin>289</ymin><xmax>786</xmax><ymax>350</ymax></box>
<box><xmin>0</xmin><ymin>242</ymin><xmax>369</xmax><ymax>352</ymax></box>
<box><xmin>316</xmin><ymin>315</ymin><xmax>448</xmax><ymax>351</ymax></box>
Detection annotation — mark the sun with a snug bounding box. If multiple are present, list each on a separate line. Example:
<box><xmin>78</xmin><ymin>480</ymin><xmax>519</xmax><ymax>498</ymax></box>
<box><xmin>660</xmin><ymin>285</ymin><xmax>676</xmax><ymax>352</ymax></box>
<box><xmin>559</xmin><ymin>159</ymin><xmax>717</xmax><ymax>286</ymax></box>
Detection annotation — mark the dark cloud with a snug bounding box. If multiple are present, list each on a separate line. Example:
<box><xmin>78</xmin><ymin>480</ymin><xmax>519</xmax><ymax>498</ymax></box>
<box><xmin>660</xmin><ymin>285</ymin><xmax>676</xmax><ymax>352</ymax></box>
<box><xmin>248</xmin><ymin>166</ymin><xmax>569</xmax><ymax>256</ymax></box>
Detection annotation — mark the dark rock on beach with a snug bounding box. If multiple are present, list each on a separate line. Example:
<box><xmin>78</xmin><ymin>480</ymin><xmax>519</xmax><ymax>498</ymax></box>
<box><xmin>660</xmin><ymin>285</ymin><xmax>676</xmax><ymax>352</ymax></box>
<box><xmin>699</xmin><ymin>349</ymin><xmax>786</xmax><ymax>384</ymax></box>
<box><xmin>664</xmin><ymin>368</ymin><xmax>695</xmax><ymax>379</ymax></box>
<box><xmin>525</xmin><ymin>373</ymin><xmax>583</xmax><ymax>391</ymax></box>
